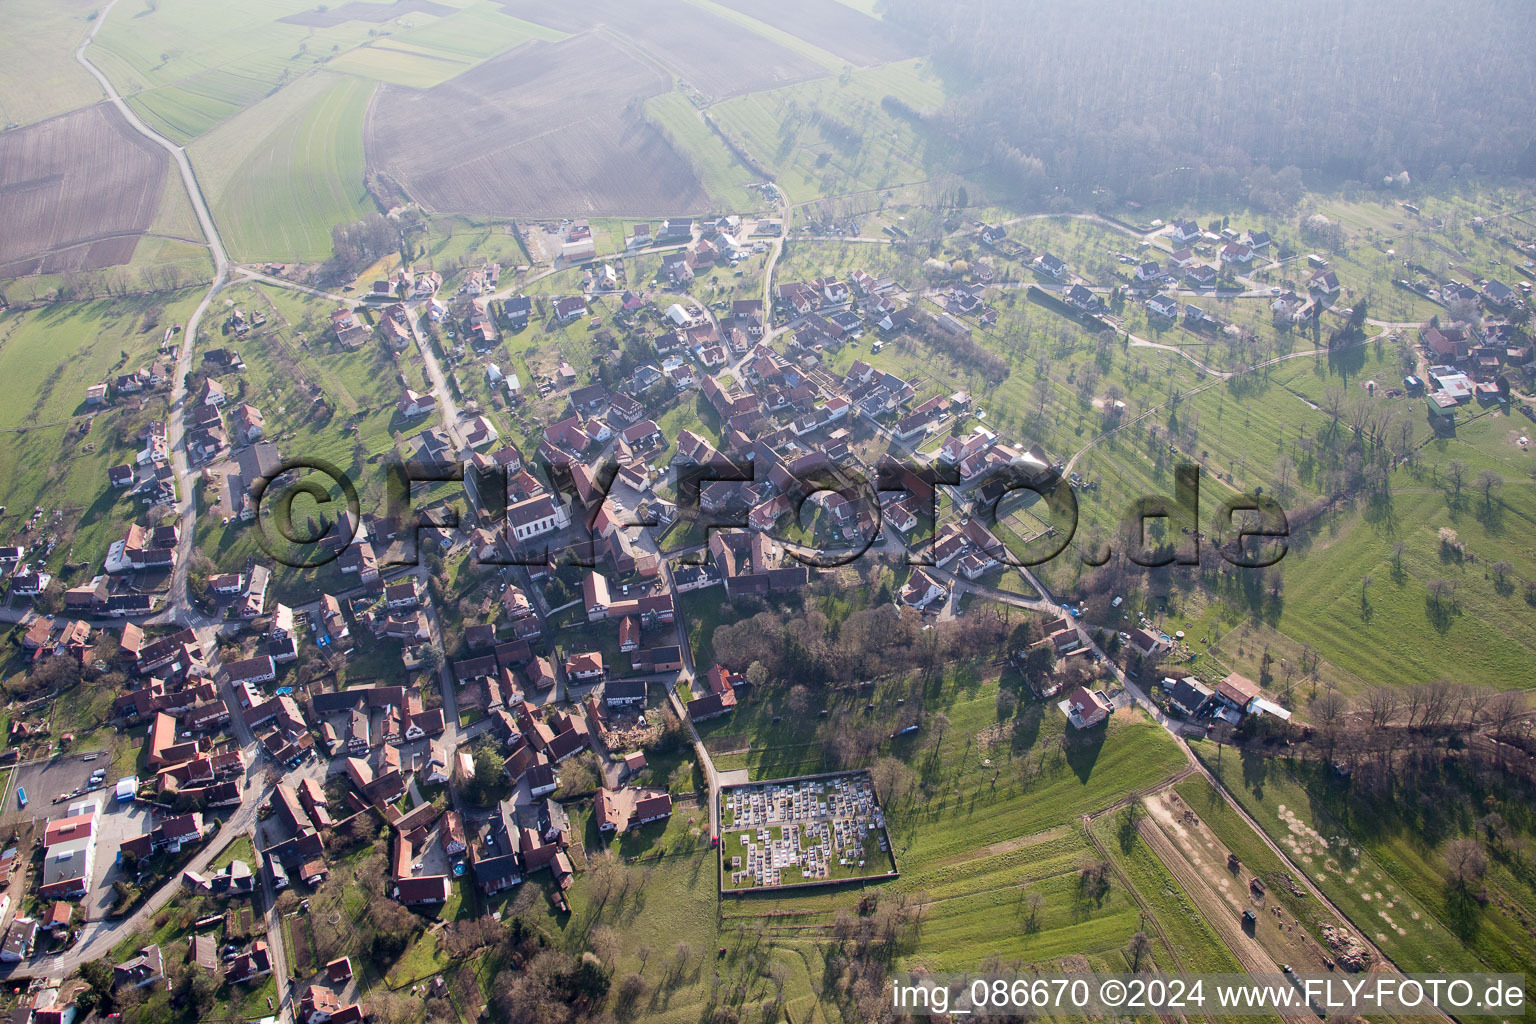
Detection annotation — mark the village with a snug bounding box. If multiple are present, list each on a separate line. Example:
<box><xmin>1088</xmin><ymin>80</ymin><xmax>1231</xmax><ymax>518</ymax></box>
<box><xmin>0</xmin><ymin>189</ymin><xmax>1530</xmax><ymax>1024</ymax></box>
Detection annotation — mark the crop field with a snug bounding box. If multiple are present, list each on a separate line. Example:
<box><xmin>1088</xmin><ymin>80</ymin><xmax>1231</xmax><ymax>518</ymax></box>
<box><xmin>0</xmin><ymin>290</ymin><xmax>203</xmax><ymax>568</ymax></box>
<box><xmin>713</xmin><ymin>0</ymin><xmax>917</xmax><ymax>67</ymax></box>
<box><xmin>0</xmin><ymin>104</ymin><xmax>168</xmax><ymax>279</ymax></box>
<box><xmin>394</xmin><ymin>2</ymin><xmax>565</xmax><ymax>56</ymax></box>
<box><xmin>127</xmin><ymin>60</ymin><xmax>298</xmax><ymax>144</ymax></box>
<box><xmin>329</xmin><ymin>4</ymin><xmax>568</xmax><ymax>90</ymax></box>
<box><xmin>708</xmin><ymin>58</ymin><xmax>956</xmax><ymax>201</ymax></box>
<box><xmin>366</xmin><ymin>33</ymin><xmax>709</xmax><ymax>217</ymax></box>
<box><xmin>497</xmin><ymin>0</ymin><xmax>824</xmax><ymax>100</ymax></box>
<box><xmin>190</xmin><ymin>72</ymin><xmax>376</xmax><ymax>261</ymax></box>
<box><xmin>327</xmin><ymin>41</ymin><xmax>481</xmax><ymax>90</ymax></box>
<box><xmin>91</xmin><ymin>0</ymin><xmax>432</xmax><ymax>141</ymax></box>
<box><xmin>0</xmin><ymin>0</ymin><xmax>103</xmax><ymax>128</ymax></box>
<box><xmin>278</xmin><ymin>0</ymin><xmax>454</xmax><ymax>27</ymax></box>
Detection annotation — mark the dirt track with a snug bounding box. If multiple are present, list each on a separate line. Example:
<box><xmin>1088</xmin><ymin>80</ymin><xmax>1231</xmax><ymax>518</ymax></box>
<box><xmin>1139</xmin><ymin>792</ymin><xmax>1319</xmax><ymax>1024</ymax></box>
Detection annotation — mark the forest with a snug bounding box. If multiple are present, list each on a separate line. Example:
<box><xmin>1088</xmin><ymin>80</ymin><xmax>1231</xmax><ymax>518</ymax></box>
<box><xmin>881</xmin><ymin>0</ymin><xmax>1536</xmax><ymax>206</ymax></box>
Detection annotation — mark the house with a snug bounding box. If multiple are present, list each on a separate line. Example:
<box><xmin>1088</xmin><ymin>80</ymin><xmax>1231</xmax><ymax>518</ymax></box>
<box><xmin>554</xmin><ymin>296</ymin><xmax>587</xmax><ymax>322</ymax></box>
<box><xmin>1163</xmin><ymin>676</ymin><xmax>1212</xmax><ymax>717</ymax></box>
<box><xmin>196</xmin><ymin>377</ymin><xmax>226</xmax><ymax>407</ymax></box>
<box><xmin>40</xmin><ymin>810</ymin><xmax>97</xmax><ymax>899</ymax></box>
<box><xmin>226</xmin><ymin>655</ymin><xmax>276</xmax><ymax>686</ymax></box>
<box><xmin>384</xmin><ymin>581</ymin><xmax>419</xmax><ymax>610</ymax></box>
<box><xmin>1062</xmin><ymin>686</ymin><xmax>1112</xmax><ymax>729</ymax></box>
<box><xmin>225</xmin><ymin>940</ymin><xmax>272</xmax><ymax>984</ymax></box>
<box><xmin>1184</xmin><ymin>264</ymin><xmax>1217</xmax><ymax>288</ymax></box>
<box><xmin>398</xmin><ymin>388</ymin><xmax>436</xmax><ymax>419</ymax></box>
<box><xmin>1213</xmin><ymin>673</ymin><xmax>1262</xmax><ymax>715</ymax></box>
<box><xmin>1146</xmin><ymin>294</ymin><xmax>1180</xmax><ymax>319</ymax></box>
<box><xmin>1220</xmin><ymin>242</ymin><xmax>1254</xmax><ymax>266</ymax></box>
<box><xmin>1128</xmin><ymin>627</ymin><xmax>1166</xmax><ymax>658</ymax></box>
<box><xmin>631</xmin><ymin>646</ymin><xmax>683</xmax><ymax>673</ymax></box>
<box><xmin>1036</xmin><ymin>253</ymin><xmax>1067</xmax><ymax>279</ymax></box>
<box><xmin>1135</xmin><ymin>260</ymin><xmax>1162</xmax><ymax>282</ymax></box>
<box><xmin>1171</xmin><ymin>220</ymin><xmax>1202</xmax><ymax>243</ymax></box>
<box><xmin>330</xmin><ymin>308</ymin><xmax>369</xmax><ymax>349</ymax></box>
<box><xmin>232</xmin><ymin>403</ymin><xmax>265</xmax><ymax>444</ymax></box>
<box><xmin>526</xmin><ymin>762</ymin><xmax>557</xmax><ymax>798</ymax></box>
<box><xmin>394</xmin><ymin>875</ymin><xmax>450</xmax><ymax>906</ymax></box>
<box><xmin>687</xmin><ymin>691</ymin><xmax>735</xmax><ymax>723</ymax></box>
<box><xmin>0</xmin><ymin>920</ymin><xmax>37</xmax><ymax>963</ymax></box>
<box><xmin>899</xmin><ymin>568</ymin><xmax>947</xmax><ymax>611</ymax></box>
<box><xmin>1065</xmin><ymin>284</ymin><xmax>1100</xmax><ymax>313</ymax></box>
<box><xmin>112</xmin><ymin>944</ymin><xmax>163</xmax><ymax>987</ymax></box>
<box><xmin>1309</xmin><ymin>270</ymin><xmax>1341</xmax><ymax>295</ymax></box>
<box><xmin>594</xmin><ymin>786</ymin><xmax>672</xmax><ymax>833</ymax></box>
<box><xmin>564</xmin><ymin>651</ymin><xmax>604</xmax><ymax>682</ymax></box>
<box><xmin>1480</xmin><ymin>278</ymin><xmax>1517</xmax><ymax>310</ymax></box>
<box><xmin>604</xmin><ymin>679</ymin><xmax>646</xmax><ymax>707</ymax></box>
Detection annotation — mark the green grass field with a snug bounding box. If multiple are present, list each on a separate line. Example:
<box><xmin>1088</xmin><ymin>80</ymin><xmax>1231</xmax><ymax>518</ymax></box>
<box><xmin>707</xmin><ymin>58</ymin><xmax>955</xmax><ymax>201</ymax></box>
<box><xmin>0</xmin><ymin>0</ymin><xmax>104</xmax><ymax>128</ymax></box>
<box><xmin>1197</xmin><ymin>748</ymin><xmax>1536</xmax><ymax>981</ymax></box>
<box><xmin>645</xmin><ymin>90</ymin><xmax>760</xmax><ymax>205</ymax></box>
<box><xmin>0</xmin><ymin>290</ymin><xmax>202</xmax><ymax>569</ymax></box>
<box><xmin>93</xmin><ymin>0</ymin><xmax>401</xmax><ymax>141</ymax></box>
<box><xmin>190</xmin><ymin>71</ymin><xmax>376</xmax><ymax>261</ymax></box>
<box><xmin>394</xmin><ymin>1</ymin><xmax>564</xmax><ymax>57</ymax></box>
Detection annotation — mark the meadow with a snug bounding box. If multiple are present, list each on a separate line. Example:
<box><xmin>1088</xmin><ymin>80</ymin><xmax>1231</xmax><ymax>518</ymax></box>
<box><xmin>0</xmin><ymin>0</ymin><xmax>104</xmax><ymax>128</ymax></box>
<box><xmin>0</xmin><ymin>290</ymin><xmax>203</xmax><ymax>570</ymax></box>
<box><xmin>644</xmin><ymin>90</ymin><xmax>761</xmax><ymax>206</ymax></box>
<box><xmin>1197</xmin><ymin>748</ymin><xmax>1536</xmax><ymax>983</ymax></box>
<box><xmin>93</xmin><ymin>0</ymin><xmax>406</xmax><ymax>142</ymax></box>
<box><xmin>194</xmin><ymin>281</ymin><xmax>411</xmax><ymax>585</ymax></box>
<box><xmin>707</xmin><ymin>59</ymin><xmax>957</xmax><ymax>202</ymax></box>
<box><xmin>190</xmin><ymin>71</ymin><xmax>377</xmax><ymax>262</ymax></box>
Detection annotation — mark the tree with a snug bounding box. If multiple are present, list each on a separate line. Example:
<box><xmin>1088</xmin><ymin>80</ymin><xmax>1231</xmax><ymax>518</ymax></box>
<box><xmin>745</xmin><ymin>661</ymin><xmax>768</xmax><ymax>688</ymax></box>
<box><xmin>1127</xmin><ymin>931</ymin><xmax>1154</xmax><ymax>972</ymax></box>
<box><xmin>1445</xmin><ymin>838</ymin><xmax>1486</xmax><ymax>891</ymax></box>
<box><xmin>1476</xmin><ymin>470</ymin><xmax>1503</xmax><ymax>510</ymax></box>
<box><xmin>1446</xmin><ymin>459</ymin><xmax>1466</xmax><ymax>497</ymax></box>
<box><xmin>587</xmin><ymin>925</ymin><xmax>621</xmax><ymax>968</ymax></box>
<box><xmin>784</xmin><ymin>684</ymin><xmax>810</xmax><ymax>716</ymax></box>
<box><xmin>1022</xmin><ymin>890</ymin><xmax>1045</xmax><ymax>932</ymax></box>
<box><xmin>1312</xmin><ymin>691</ymin><xmax>1348</xmax><ymax>754</ymax></box>
<box><xmin>1363</xmin><ymin>686</ymin><xmax>1400</xmax><ymax>728</ymax></box>
<box><xmin>617</xmin><ymin>972</ymin><xmax>649</xmax><ymax>1009</ymax></box>
<box><xmin>1491</xmin><ymin>560</ymin><xmax>1514</xmax><ymax>588</ymax></box>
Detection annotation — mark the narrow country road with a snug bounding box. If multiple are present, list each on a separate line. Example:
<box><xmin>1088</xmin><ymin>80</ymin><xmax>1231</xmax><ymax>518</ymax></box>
<box><xmin>76</xmin><ymin>0</ymin><xmax>231</xmax><ymax>623</ymax></box>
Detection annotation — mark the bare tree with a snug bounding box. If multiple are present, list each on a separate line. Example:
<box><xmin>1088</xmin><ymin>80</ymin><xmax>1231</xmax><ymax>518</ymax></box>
<box><xmin>1364</xmin><ymin>686</ymin><xmax>1401</xmax><ymax>728</ymax></box>
<box><xmin>1476</xmin><ymin>470</ymin><xmax>1503</xmax><ymax>510</ymax></box>
<box><xmin>1486</xmin><ymin>691</ymin><xmax>1527</xmax><ymax>740</ymax></box>
<box><xmin>1445</xmin><ymin>838</ymin><xmax>1487</xmax><ymax>890</ymax></box>
<box><xmin>1127</xmin><ymin>931</ymin><xmax>1154</xmax><ymax>972</ymax></box>
<box><xmin>1446</xmin><ymin>459</ymin><xmax>1467</xmax><ymax>497</ymax></box>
